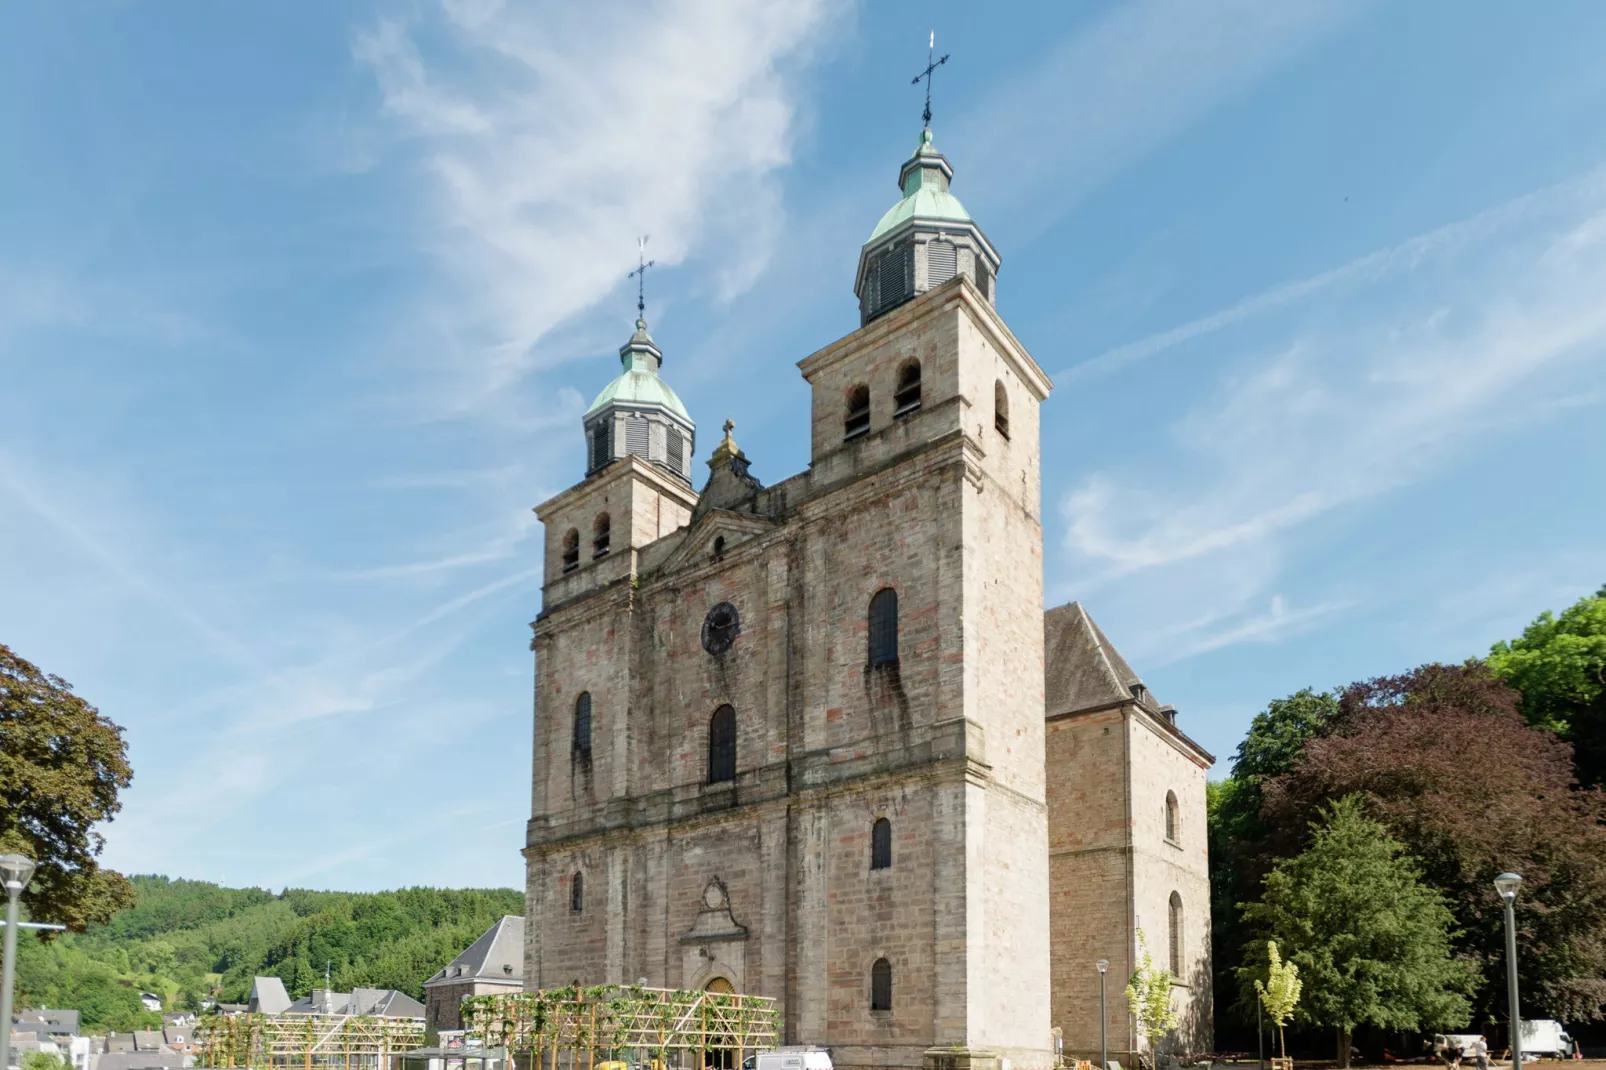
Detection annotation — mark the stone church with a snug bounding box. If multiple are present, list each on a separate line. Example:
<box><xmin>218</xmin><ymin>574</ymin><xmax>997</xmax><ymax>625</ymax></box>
<box><xmin>521</xmin><ymin>125</ymin><xmax>1214</xmax><ymax>1070</ymax></box>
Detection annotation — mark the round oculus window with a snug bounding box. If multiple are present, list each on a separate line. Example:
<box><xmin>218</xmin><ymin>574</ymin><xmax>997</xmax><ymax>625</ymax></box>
<box><xmin>701</xmin><ymin>602</ymin><xmax>740</xmax><ymax>655</ymax></box>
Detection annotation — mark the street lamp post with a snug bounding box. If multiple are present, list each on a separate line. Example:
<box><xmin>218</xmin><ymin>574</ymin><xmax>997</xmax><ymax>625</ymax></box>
<box><xmin>1</xmin><ymin>853</ymin><xmax>40</xmax><ymax>1070</ymax></box>
<box><xmin>1097</xmin><ymin>959</ymin><xmax>1110</xmax><ymax>1070</ymax></box>
<box><xmin>1495</xmin><ymin>874</ymin><xmax>1524</xmax><ymax>1070</ymax></box>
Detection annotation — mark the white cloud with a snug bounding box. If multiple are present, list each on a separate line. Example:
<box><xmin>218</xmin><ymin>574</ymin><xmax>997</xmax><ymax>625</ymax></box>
<box><xmin>1059</xmin><ymin>167</ymin><xmax>1606</xmax><ymax>658</ymax></box>
<box><xmin>352</xmin><ymin>0</ymin><xmax>842</xmax><ymax>416</ymax></box>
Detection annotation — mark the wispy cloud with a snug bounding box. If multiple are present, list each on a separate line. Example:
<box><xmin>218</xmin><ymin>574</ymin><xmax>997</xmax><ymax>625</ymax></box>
<box><xmin>1059</xmin><ymin>166</ymin><xmax>1606</xmax><ymax>658</ymax></box>
<box><xmin>352</xmin><ymin>0</ymin><xmax>842</xmax><ymax>417</ymax></box>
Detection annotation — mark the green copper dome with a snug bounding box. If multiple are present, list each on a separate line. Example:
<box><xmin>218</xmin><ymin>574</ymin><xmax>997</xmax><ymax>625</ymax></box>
<box><xmin>584</xmin><ymin>318</ymin><xmax>692</xmax><ymax>423</ymax></box>
<box><xmin>867</xmin><ymin>129</ymin><xmax>973</xmax><ymax>244</ymax></box>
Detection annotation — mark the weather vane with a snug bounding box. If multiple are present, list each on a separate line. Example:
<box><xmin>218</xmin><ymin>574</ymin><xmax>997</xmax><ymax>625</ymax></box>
<box><xmin>629</xmin><ymin>235</ymin><xmax>655</xmax><ymax>319</ymax></box>
<box><xmin>911</xmin><ymin>30</ymin><xmax>949</xmax><ymax>130</ymax></box>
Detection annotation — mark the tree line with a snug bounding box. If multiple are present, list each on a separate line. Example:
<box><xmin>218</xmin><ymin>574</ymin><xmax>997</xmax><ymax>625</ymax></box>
<box><xmin>1211</xmin><ymin>585</ymin><xmax>1606</xmax><ymax>1063</ymax></box>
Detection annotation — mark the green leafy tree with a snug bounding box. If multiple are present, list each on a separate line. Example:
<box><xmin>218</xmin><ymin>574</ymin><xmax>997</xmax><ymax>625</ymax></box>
<box><xmin>0</xmin><ymin>643</ymin><xmax>135</xmax><ymax>931</ymax></box>
<box><xmin>22</xmin><ymin>1052</ymin><xmax>69</xmax><ymax>1070</ymax></box>
<box><xmin>1208</xmin><ymin>689</ymin><xmax>1339</xmax><ymax>1042</ymax></box>
<box><xmin>1488</xmin><ymin>585</ymin><xmax>1606</xmax><ymax>788</ymax></box>
<box><xmin>1254</xmin><ymin>941</ymin><xmax>1301</xmax><ymax>1060</ymax></box>
<box><xmin>1127</xmin><ymin>929</ymin><xmax>1180</xmax><ymax>1066</ymax></box>
<box><xmin>1241</xmin><ymin>795</ymin><xmax>1473</xmax><ymax>1068</ymax></box>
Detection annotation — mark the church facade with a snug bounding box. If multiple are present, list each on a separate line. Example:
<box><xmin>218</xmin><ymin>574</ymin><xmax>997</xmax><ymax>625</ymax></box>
<box><xmin>522</xmin><ymin>127</ymin><xmax>1212</xmax><ymax>1070</ymax></box>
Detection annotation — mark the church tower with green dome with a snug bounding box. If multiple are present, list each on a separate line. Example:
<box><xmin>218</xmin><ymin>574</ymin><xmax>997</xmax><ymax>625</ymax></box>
<box><xmin>582</xmin><ymin>316</ymin><xmax>696</xmax><ymax>483</ymax></box>
<box><xmin>854</xmin><ymin>127</ymin><xmax>1000</xmax><ymax>326</ymax></box>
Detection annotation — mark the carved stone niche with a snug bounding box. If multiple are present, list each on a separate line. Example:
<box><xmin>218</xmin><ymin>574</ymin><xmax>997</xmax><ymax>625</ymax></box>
<box><xmin>679</xmin><ymin>877</ymin><xmax>749</xmax><ymax>992</ymax></box>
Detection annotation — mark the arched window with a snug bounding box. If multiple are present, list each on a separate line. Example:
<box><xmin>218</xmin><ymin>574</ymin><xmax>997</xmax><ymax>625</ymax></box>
<box><xmin>561</xmin><ymin>529</ymin><xmax>580</xmax><ymax>573</ymax></box>
<box><xmin>869</xmin><ymin>588</ymin><xmax>899</xmax><ymax>667</ymax></box>
<box><xmin>712</xmin><ymin>535</ymin><xmax>726</xmax><ymax>561</ymax></box>
<box><xmin>994</xmin><ymin>380</ymin><xmax>1010</xmax><ymax>439</ymax></box>
<box><xmin>593</xmin><ymin>514</ymin><xmax>611</xmax><ymax>559</ymax></box>
<box><xmin>570</xmin><ymin>872</ymin><xmax>584</xmax><ymax>914</ymax></box>
<box><xmin>708</xmin><ymin>705</ymin><xmax>737</xmax><ymax>785</ymax></box>
<box><xmin>1168</xmin><ymin>891</ymin><xmax>1183</xmax><ymax>975</ymax></box>
<box><xmin>893</xmin><ymin>361</ymin><xmax>921</xmax><ymax>418</ymax></box>
<box><xmin>870</xmin><ymin>818</ymin><xmax>892</xmax><ymax>870</ymax></box>
<box><xmin>844</xmin><ymin>385</ymin><xmax>870</xmax><ymax>441</ymax></box>
<box><xmin>870</xmin><ymin>958</ymin><xmax>892</xmax><ymax>1012</ymax></box>
<box><xmin>1165</xmin><ymin>791</ymin><xmax>1179</xmax><ymax>844</ymax></box>
<box><xmin>573</xmin><ymin>692</ymin><xmax>592</xmax><ymax>759</ymax></box>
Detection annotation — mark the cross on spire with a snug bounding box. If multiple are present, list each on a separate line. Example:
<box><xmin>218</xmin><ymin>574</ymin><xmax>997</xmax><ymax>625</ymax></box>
<box><xmin>911</xmin><ymin>30</ymin><xmax>949</xmax><ymax>130</ymax></box>
<box><xmin>628</xmin><ymin>235</ymin><xmax>655</xmax><ymax>319</ymax></box>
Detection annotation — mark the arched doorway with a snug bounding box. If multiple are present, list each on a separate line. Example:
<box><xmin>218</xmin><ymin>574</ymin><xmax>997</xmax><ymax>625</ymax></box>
<box><xmin>702</xmin><ymin>977</ymin><xmax>736</xmax><ymax>1070</ymax></box>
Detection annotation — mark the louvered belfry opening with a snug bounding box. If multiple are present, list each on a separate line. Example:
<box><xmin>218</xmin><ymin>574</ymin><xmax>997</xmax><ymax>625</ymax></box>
<box><xmin>666</xmin><ymin>428</ymin><xmax>684</xmax><ymax>474</ymax></box>
<box><xmin>869</xmin><ymin>587</ymin><xmax>899</xmax><ymax>666</ymax></box>
<box><xmin>592</xmin><ymin>513</ymin><xmax>611</xmax><ymax>559</ymax></box>
<box><xmin>844</xmin><ymin>385</ymin><xmax>871</xmax><ymax>441</ymax></box>
<box><xmin>625</xmin><ymin>415</ymin><xmax>650</xmax><ymax>459</ymax></box>
<box><xmin>561</xmin><ymin>529</ymin><xmax>580</xmax><ymax>573</ymax></box>
<box><xmin>927</xmin><ymin>238</ymin><xmax>957</xmax><ymax>286</ymax></box>
<box><xmin>588</xmin><ymin>422</ymin><xmax>611</xmax><ymax>473</ymax></box>
<box><xmin>893</xmin><ymin>361</ymin><xmax>922</xmax><ymax>418</ymax></box>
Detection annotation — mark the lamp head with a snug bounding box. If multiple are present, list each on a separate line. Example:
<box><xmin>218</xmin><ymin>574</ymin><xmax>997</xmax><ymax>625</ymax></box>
<box><xmin>0</xmin><ymin>852</ymin><xmax>36</xmax><ymax>891</ymax></box>
<box><xmin>1096</xmin><ymin>959</ymin><xmax>1109</xmax><ymax>974</ymax></box>
<box><xmin>1494</xmin><ymin>872</ymin><xmax>1523</xmax><ymax>900</ymax></box>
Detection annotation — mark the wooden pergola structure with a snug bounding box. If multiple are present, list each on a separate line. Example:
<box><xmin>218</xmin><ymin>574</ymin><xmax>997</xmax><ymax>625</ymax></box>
<box><xmin>197</xmin><ymin>1013</ymin><xmax>427</xmax><ymax>1070</ymax></box>
<box><xmin>462</xmin><ymin>985</ymin><xmax>781</xmax><ymax>1070</ymax></box>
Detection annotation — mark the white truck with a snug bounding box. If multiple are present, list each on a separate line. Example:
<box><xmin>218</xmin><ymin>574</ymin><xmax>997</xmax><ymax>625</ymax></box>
<box><xmin>1520</xmin><ymin>1020</ymin><xmax>1575</xmax><ymax>1059</ymax></box>
<box><xmin>744</xmin><ymin>1048</ymin><xmax>834</xmax><ymax>1070</ymax></box>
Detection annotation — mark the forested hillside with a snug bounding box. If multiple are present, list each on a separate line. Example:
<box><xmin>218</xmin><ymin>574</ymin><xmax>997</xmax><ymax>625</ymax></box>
<box><xmin>15</xmin><ymin>875</ymin><xmax>523</xmax><ymax>1033</ymax></box>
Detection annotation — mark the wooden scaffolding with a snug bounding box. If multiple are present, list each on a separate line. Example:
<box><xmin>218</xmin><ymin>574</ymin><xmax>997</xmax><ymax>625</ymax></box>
<box><xmin>462</xmin><ymin>985</ymin><xmax>782</xmax><ymax>1070</ymax></box>
<box><xmin>197</xmin><ymin>1013</ymin><xmax>427</xmax><ymax>1070</ymax></box>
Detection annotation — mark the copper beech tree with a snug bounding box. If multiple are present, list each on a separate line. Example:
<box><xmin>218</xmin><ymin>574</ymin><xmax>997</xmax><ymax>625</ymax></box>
<box><xmin>1260</xmin><ymin>663</ymin><xmax>1606</xmax><ymax>1022</ymax></box>
<box><xmin>0</xmin><ymin>643</ymin><xmax>134</xmax><ymax>932</ymax></box>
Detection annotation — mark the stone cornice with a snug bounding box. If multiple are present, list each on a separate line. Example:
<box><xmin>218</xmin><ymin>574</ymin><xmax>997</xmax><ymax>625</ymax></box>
<box><xmin>534</xmin><ymin>453</ymin><xmax>698</xmax><ymax>522</ymax></box>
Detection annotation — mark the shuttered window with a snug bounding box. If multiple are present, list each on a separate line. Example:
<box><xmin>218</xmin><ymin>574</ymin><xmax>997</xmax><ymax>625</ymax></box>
<box><xmin>666</xmin><ymin>429</ymin><xmax>684</xmax><ymax>473</ymax></box>
<box><xmin>589</xmin><ymin>423</ymin><xmax>611</xmax><ymax>471</ymax></box>
<box><xmin>927</xmin><ymin>239</ymin><xmax>957</xmax><ymax>286</ymax></box>
<box><xmin>844</xmin><ymin>385</ymin><xmax>870</xmax><ymax>441</ymax></box>
<box><xmin>626</xmin><ymin>417</ymin><xmax>650</xmax><ymax>459</ymax></box>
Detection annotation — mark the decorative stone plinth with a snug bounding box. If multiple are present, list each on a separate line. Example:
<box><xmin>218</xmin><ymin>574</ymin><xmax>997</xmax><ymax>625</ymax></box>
<box><xmin>924</xmin><ymin>1048</ymin><xmax>1002</xmax><ymax>1070</ymax></box>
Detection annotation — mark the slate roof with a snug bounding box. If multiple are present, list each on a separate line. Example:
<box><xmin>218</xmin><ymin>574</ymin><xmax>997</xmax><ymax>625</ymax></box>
<box><xmin>248</xmin><ymin>975</ymin><xmax>292</xmax><ymax>1015</ymax></box>
<box><xmin>282</xmin><ymin>988</ymin><xmax>425</xmax><ymax>1019</ymax></box>
<box><xmin>96</xmin><ymin>1051</ymin><xmax>186</xmax><ymax>1070</ymax></box>
<box><xmin>1044</xmin><ymin>601</ymin><xmax>1149</xmax><ymax>716</ymax></box>
<box><xmin>426</xmin><ymin>915</ymin><xmax>525</xmax><ymax>989</ymax></box>
<box><xmin>14</xmin><ymin>1009</ymin><xmax>79</xmax><ymax>1037</ymax></box>
<box><xmin>132</xmin><ymin>1030</ymin><xmax>165</xmax><ymax>1051</ymax></box>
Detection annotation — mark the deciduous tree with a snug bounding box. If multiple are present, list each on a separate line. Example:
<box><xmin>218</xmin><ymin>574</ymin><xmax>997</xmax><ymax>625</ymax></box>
<box><xmin>1489</xmin><ymin>585</ymin><xmax>1606</xmax><ymax>788</ymax></box>
<box><xmin>1262</xmin><ymin>664</ymin><xmax>1606</xmax><ymax>1022</ymax></box>
<box><xmin>1240</xmin><ymin>796</ymin><xmax>1472</xmax><ymax>1068</ymax></box>
<box><xmin>1127</xmin><ymin>929</ymin><xmax>1180</xmax><ymax>1066</ymax></box>
<box><xmin>0</xmin><ymin>643</ymin><xmax>134</xmax><ymax>931</ymax></box>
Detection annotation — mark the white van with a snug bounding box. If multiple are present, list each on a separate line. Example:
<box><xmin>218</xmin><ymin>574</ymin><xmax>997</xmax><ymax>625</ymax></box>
<box><xmin>1520</xmin><ymin>1021</ymin><xmax>1575</xmax><ymax>1059</ymax></box>
<box><xmin>745</xmin><ymin>1048</ymin><xmax>834</xmax><ymax>1070</ymax></box>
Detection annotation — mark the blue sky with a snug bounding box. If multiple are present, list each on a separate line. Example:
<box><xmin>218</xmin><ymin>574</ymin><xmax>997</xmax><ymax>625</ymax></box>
<box><xmin>3</xmin><ymin>1</ymin><xmax>1604</xmax><ymax>894</ymax></box>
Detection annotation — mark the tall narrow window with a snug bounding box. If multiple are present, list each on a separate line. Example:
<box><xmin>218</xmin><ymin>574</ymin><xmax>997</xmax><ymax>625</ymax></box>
<box><xmin>868</xmin><ymin>588</ymin><xmax>899</xmax><ymax>667</ymax></box>
<box><xmin>1165</xmin><ymin>791</ymin><xmax>1179</xmax><ymax>844</ymax></box>
<box><xmin>561</xmin><ymin>529</ymin><xmax>580</xmax><ymax>573</ymax></box>
<box><xmin>994</xmin><ymin>380</ymin><xmax>1010</xmax><ymax>439</ymax></box>
<box><xmin>893</xmin><ymin>361</ymin><xmax>921</xmax><ymax>418</ymax></box>
<box><xmin>589</xmin><ymin>422</ymin><xmax>611</xmax><ymax>472</ymax></box>
<box><xmin>870</xmin><ymin>818</ymin><xmax>892</xmax><ymax>870</ymax></box>
<box><xmin>708</xmin><ymin>705</ymin><xmax>737</xmax><ymax>785</ymax></box>
<box><xmin>570</xmin><ymin>872</ymin><xmax>584</xmax><ymax>914</ymax></box>
<box><xmin>1168</xmin><ymin>892</ymin><xmax>1183</xmax><ymax>975</ymax></box>
<box><xmin>573</xmin><ymin>692</ymin><xmax>592</xmax><ymax>759</ymax></box>
<box><xmin>870</xmin><ymin>958</ymin><xmax>892</xmax><ymax>1012</ymax></box>
<box><xmin>593</xmin><ymin>514</ymin><xmax>611</xmax><ymax>559</ymax></box>
<box><xmin>844</xmin><ymin>385</ymin><xmax>870</xmax><ymax>441</ymax></box>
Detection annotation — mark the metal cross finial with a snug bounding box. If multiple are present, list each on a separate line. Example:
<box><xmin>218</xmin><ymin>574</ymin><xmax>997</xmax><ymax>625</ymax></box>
<box><xmin>629</xmin><ymin>235</ymin><xmax>656</xmax><ymax>318</ymax></box>
<box><xmin>722</xmin><ymin>419</ymin><xmax>735</xmax><ymax>437</ymax></box>
<box><xmin>911</xmin><ymin>30</ymin><xmax>949</xmax><ymax>130</ymax></box>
